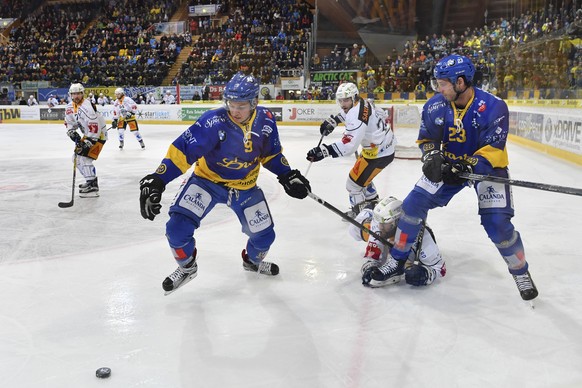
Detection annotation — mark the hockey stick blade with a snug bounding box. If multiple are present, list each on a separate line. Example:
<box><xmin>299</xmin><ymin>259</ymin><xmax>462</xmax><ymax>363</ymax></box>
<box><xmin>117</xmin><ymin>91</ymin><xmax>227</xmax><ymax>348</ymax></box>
<box><xmin>458</xmin><ymin>172</ymin><xmax>582</xmax><ymax>197</ymax></box>
<box><xmin>307</xmin><ymin>192</ymin><xmax>393</xmax><ymax>248</ymax></box>
<box><xmin>59</xmin><ymin>153</ymin><xmax>77</xmax><ymax>208</ymax></box>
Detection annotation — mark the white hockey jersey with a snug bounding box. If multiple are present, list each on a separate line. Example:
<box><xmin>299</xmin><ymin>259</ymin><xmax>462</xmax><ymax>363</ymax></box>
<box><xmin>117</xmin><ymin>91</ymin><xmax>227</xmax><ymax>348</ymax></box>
<box><xmin>113</xmin><ymin>96</ymin><xmax>138</xmax><ymax>120</ymax></box>
<box><xmin>64</xmin><ymin>98</ymin><xmax>107</xmax><ymax>142</ymax></box>
<box><xmin>329</xmin><ymin>97</ymin><xmax>395</xmax><ymax>159</ymax></box>
<box><xmin>349</xmin><ymin>208</ymin><xmax>446</xmax><ymax>280</ymax></box>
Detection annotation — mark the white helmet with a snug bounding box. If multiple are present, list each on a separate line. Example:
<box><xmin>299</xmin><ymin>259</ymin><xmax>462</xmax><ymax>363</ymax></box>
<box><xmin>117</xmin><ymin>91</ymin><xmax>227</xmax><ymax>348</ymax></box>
<box><xmin>69</xmin><ymin>83</ymin><xmax>84</xmax><ymax>94</ymax></box>
<box><xmin>166</xmin><ymin>90</ymin><xmax>171</xmax><ymax>95</ymax></box>
<box><xmin>115</xmin><ymin>87</ymin><xmax>125</xmax><ymax>97</ymax></box>
<box><xmin>336</xmin><ymin>82</ymin><xmax>359</xmax><ymax>103</ymax></box>
<box><xmin>373</xmin><ymin>196</ymin><xmax>403</xmax><ymax>237</ymax></box>
<box><xmin>29</xmin><ymin>95</ymin><xmax>34</xmax><ymax>99</ymax></box>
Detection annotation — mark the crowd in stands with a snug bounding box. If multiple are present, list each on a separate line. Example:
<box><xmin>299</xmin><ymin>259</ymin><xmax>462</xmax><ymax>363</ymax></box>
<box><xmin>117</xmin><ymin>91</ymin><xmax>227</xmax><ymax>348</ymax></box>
<box><xmin>1</xmin><ymin>0</ymin><xmax>184</xmax><ymax>87</ymax></box>
<box><xmin>311</xmin><ymin>3</ymin><xmax>581</xmax><ymax>99</ymax></box>
<box><xmin>175</xmin><ymin>0</ymin><xmax>312</xmax><ymax>85</ymax></box>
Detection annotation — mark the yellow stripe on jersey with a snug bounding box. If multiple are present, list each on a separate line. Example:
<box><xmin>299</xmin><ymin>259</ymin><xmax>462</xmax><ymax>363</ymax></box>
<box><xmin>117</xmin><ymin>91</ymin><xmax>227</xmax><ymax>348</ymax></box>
<box><xmin>474</xmin><ymin>145</ymin><xmax>509</xmax><ymax>168</ymax></box>
<box><xmin>260</xmin><ymin>151</ymin><xmax>281</xmax><ymax>165</ymax></box>
<box><xmin>165</xmin><ymin>144</ymin><xmax>191</xmax><ymax>173</ymax></box>
<box><xmin>194</xmin><ymin>158</ymin><xmax>262</xmax><ymax>190</ymax></box>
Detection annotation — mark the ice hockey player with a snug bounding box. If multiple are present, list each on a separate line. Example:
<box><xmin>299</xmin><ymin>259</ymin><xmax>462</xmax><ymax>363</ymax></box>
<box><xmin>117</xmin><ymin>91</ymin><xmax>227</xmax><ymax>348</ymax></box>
<box><xmin>162</xmin><ymin>90</ymin><xmax>176</xmax><ymax>104</ymax></box>
<box><xmin>138</xmin><ymin>72</ymin><xmax>311</xmax><ymax>294</ymax></box>
<box><xmin>306</xmin><ymin>82</ymin><xmax>395</xmax><ymax>217</ymax></box>
<box><xmin>362</xmin><ymin>54</ymin><xmax>538</xmax><ymax>301</ymax></box>
<box><xmin>64</xmin><ymin>83</ymin><xmax>108</xmax><ymax>197</ymax></box>
<box><xmin>112</xmin><ymin>87</ymin><xmax>145</xmax><ymax>150</ymax></box>
<box><xmin>349</xmin><ymin>196</ymin><xmax>445</xmax><ymax>287</ymax></box>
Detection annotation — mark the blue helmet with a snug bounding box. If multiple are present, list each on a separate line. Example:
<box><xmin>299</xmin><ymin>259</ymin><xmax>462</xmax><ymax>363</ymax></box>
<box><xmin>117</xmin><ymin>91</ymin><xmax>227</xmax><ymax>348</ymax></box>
<box><xmin>433</xmin><ymin>54</ymin><xmax>475</xmax><ymax>85</ymax></box>
<box><xmin>223</xmin><ymin>72</ymin><xmax>259</xmax><ymax>103</ymax></box>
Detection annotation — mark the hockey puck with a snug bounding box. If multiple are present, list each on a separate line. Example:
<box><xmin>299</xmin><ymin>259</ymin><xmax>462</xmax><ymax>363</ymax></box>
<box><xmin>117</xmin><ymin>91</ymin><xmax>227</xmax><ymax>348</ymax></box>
<box><xmin>96</xmin><ymin>367</ymin><xmax>111</xmax><ymax>378</ymax></box>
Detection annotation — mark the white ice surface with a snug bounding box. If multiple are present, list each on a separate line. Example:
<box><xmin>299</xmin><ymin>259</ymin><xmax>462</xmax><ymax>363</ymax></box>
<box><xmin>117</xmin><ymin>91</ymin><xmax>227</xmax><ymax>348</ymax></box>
<box><xmin>1</xmin><ymin>123</ymin><xmax>582</xmax><ymax>388</ymax></box>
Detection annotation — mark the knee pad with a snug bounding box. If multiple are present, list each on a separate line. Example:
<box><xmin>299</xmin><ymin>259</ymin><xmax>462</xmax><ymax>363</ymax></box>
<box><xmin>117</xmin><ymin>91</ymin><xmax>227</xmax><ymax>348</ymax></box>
<box><xmin>481</xmin><ymin>213</ymin><xmax>514</xmax><ymax>244</ymax></box>
<box><xmin>346</xmin><ymin>178</ymin><xmax>366</xmax><ymax>206</ymax></box>
<box><xmin>76</xmin><ymin>156</ymin><xmax>96</xmax><ymax>180</ymax></box>
<box><xmin>165</xmin><ymin>213</ymin><xmax>197</xmax><ymax>259</ymax></box>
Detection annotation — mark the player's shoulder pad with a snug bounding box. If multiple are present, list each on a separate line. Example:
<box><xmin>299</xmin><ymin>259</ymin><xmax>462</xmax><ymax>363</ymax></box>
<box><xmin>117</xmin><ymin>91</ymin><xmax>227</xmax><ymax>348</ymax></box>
<box><xmin>423</xmin><ymin>94</ymin><xmax>448</xmax><ymax>116</ymax></box>
<box><xmin>196</xmin><ymin>108</ymin><xmax>228</xmax><ymax>129</ymax></box>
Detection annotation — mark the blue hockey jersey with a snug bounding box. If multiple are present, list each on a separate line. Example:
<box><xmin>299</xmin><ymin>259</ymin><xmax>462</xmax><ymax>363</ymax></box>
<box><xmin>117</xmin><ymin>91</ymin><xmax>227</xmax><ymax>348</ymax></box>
<box><xmin>153</xmin><ymin>106</ymin><xmax>292</xmax><ymax>189</ymax></box>
<box><xmin>418</xmin><ymin>87</ymin><xmax>510</xmax><ymax>174</ymax></box>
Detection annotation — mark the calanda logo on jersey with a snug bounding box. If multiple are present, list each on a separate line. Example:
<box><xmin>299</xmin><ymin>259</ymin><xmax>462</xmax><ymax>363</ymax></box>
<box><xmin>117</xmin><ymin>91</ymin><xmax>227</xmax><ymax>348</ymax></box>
<box><xmin>244</xmin><ymin>202</ymin><xmax>272</xmax><ymax>233</ymax></box>
<box><xmin>249</xmin><ymin>209</ymin><xmax>270</xmax><ymax>227</ymax></box>
<box><xmin>479</xmin><ymin>185</ymin><xmax>505</xmax><ymax>202</ymax></box>
<box><xmin>183</xmin><ymin>192</ymin><xmax>207</xmax><ymax>213</ymax></box>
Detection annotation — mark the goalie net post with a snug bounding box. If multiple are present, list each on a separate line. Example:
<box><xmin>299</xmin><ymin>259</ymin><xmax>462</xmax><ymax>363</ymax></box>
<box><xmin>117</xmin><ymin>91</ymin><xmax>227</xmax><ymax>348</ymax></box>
<box><xmin>386</xmin><ymin>104</ymin><xmax>422</xmax><ymax>160</ymax></box>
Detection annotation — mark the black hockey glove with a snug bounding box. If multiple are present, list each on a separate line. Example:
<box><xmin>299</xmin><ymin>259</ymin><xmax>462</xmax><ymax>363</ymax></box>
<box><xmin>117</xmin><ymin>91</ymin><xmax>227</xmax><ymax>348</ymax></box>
<box><xmin>111</xmin><ymin>119</ymin><xmax>118</xmax><ymax>128</ymax></box>
<box><xmin>320</xmin><ymin>115</ymin><xmax>339</xmax><ymax>136</ymax></box>
<box><xmin>67</xmin><ymin>129</ymin><xmax>81</xmax><ymax>143</ymax></box>
<box><xmin>277</xmin><ymin>169</ymin><xmax>311</xmax><ymax>199</ymax></box>
<box><xmin>421</xmin><ymin>150</ymin><xmax>445</xmax><ymax>183</ymax></box>
<box><xmin>74</xmin><ymin>138</ymin><xmax>95</xmax><ymax>156</ymax></box>
<box><xmin>405</xmin><ymin>264</ymin><xmax>436</xmax><ymax>286</ymax></box>
<box><xmin>139</xmin><ymin>174</ymin><xmax>166</xmax><ymax>221</ymax></box>
<box><xmin>306</xmin><ymin>144</ymin><xmax>332</xmax><ymax>162</ymax></box>
<box><xmin>442</xmin><ymin>161</ymin><xmax>473</xmax><ymax>185</ymax></box>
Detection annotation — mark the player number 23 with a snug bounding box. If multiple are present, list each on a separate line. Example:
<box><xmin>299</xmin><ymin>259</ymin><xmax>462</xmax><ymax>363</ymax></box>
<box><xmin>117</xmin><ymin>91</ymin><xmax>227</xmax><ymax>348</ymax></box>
<box><xmin>448</xmin><ymin>127</ymin><xmax>466</xmax><ymax>142</ymax></box>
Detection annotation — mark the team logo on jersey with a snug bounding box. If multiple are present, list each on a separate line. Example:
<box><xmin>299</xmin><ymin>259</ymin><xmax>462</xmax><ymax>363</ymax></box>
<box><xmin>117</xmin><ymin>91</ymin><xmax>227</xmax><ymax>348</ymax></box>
<box><xmin>155</xmin><ymin>163</ymin><xmax>167</xmax><ymax>174</ymax></box>
<box><xmin>341</xmin><ymin>134</ymin><xmax>353</xmax><ymax>144</ymax></box>
<box><xmin>477</xmin><ymin>100</ymin><xmax>487</xmax><ymax>112</ymax></box>
<box><xmin>280</xmin><ymin>156</ymin><xmax>290</xmax><ymax>167</ymax></box>
<box><xmin>180</xmin><ymin>184</ymin><xmax>211</xmax><ymax>216</ymax></box>
<box><xmin>262</xmin><ymin>125</ymin><xmax>273</xmax><ymax>136</ymax></box>
<box><xmin>478</xmin><ymin>183</ymin><xmax>507</xmax><ymax>208</ymax></box>
<box><xmin>244</xmin><ymin>202</ymin><xmax>271</xmax><ymax>233</ymax></box>
<box><xmin>218</xmin><ymin>129</ymin><xmax>226</xmax><ymax>142</ymax></box>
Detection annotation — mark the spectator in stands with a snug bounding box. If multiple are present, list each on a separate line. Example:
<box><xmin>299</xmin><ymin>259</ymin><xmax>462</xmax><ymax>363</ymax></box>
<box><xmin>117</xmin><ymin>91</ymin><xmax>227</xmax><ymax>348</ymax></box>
<box><xmin>162</xmin><ymin>90</ymin><xmax>176</xmax><ymax>104</ymax></box>
<box><xmin>47</xmin><ymin>94</ymin><xmax>59</xmax><ymax>108</ymax></box>
<box><xmin>27</xmin><ymin>95</ymin><xmax>38</xmax><ymax>106</ymax></box>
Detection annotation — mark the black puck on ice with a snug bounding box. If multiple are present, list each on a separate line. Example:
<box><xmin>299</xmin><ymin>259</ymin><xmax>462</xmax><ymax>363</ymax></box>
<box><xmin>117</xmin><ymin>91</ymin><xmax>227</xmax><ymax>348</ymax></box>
<box><xmin>96</xmin><ymin>367</ymin><xmax>112</xmax><ymax>378</ymax></box>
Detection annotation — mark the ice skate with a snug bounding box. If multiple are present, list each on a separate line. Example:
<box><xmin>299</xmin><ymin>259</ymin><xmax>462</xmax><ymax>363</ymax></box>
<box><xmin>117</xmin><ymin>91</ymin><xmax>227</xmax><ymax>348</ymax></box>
<box><xmin>163</xmin><ymin>252</ymin><xmax>198</xmax><ymax>295</ymax></box>
<box><xmin>242</xmin><ymin>249</ymin><xmax>279</xmax><ymax>275</ymax></box>
<box><xmin>362</xmin><ymin>256</ymin><xmax>405</xmax><ymax>287</ymax></box>
<box><xmin>119</xmin><ymin>140</ymin><xmax>124</xmax><ymax>150</ymax></box>
<box><xmin>360</xmin><ymin>258</ymin><xmax>380</xmax><ymax>276</ymax></box>
<box><xmin>343</xmin><ymin>197</ymin><xmax>379</xmax><ymax>222</ymax></box>
<box><xmin>139</xmin><ymin>140</ymin><xmax>145</xmax><ymax>149</ymax></box>
<box><xmin>79</xmin><ymin>178</ymin><xmax>99</xmax><ymax>198</ymax></box>
<box><xmin>512</xmin><ymin>270</ymin><xmax>538</xmax><ymax>301</ymax></box>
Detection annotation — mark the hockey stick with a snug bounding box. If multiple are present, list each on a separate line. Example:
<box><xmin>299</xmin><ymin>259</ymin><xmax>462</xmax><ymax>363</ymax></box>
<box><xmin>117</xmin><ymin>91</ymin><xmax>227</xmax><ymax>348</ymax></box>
<box><xmin>58</xmin><ymin>156</ymin><xmax>77</xmax><ymax>208</ymax></box>
<box><xmin>307</xmin><ymin>192</ymin><xmax>393</xmax><ymax>248</ymax></box>
<box><xmin>412</xmin><ymin>218</ymin><xmax>426</xmax><ymax>264</ymax></box>
<box><xmin>458</xmin><ymin>172</ymin><xmax>582</xmax><ymax>197</ymax></box>
<box><xmin>304</xmin><ymin>135</ymin><xmax>324</xmax><ymax>177</ymax></box>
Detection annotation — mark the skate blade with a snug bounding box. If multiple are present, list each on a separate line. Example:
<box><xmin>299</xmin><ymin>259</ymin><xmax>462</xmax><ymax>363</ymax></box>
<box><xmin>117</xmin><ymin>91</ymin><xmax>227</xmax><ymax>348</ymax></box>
<box><xmin>364</xmin><ymin>274</ymin><xmax>404</xmax><ymax>288</ymax></box>
<box><xmin>79</xmin><ymin>192</ymin><xmax>99</xmax><ymax>198</ymax></box>
<box><xmin>163</xmin><ymin>272</ymin><xmax>197</xmax><ymax>296</ymax></box>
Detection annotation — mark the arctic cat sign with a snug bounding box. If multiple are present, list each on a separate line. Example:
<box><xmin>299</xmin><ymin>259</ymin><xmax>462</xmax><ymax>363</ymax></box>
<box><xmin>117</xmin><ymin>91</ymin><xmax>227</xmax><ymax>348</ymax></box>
<box><xmin>311</xmin><ymin>71</ymin><xmax>357</xmax><ymax>82</ymax></box>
